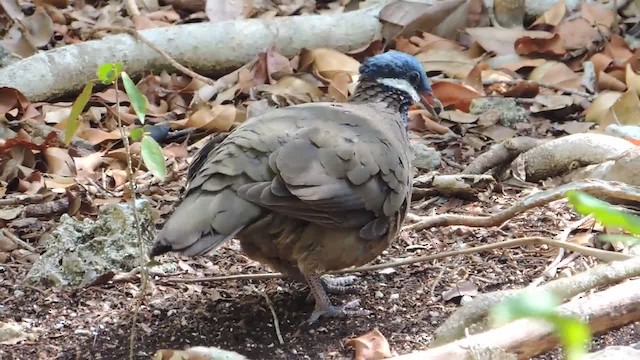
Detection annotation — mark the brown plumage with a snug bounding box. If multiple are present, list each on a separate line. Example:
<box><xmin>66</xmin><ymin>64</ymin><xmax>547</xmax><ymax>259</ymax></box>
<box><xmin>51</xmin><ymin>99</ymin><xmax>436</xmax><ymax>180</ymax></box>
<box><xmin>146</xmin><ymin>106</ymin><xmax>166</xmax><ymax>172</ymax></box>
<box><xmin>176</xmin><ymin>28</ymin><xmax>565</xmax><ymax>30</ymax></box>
<box><xmin>151</xmin><ymin>51</ymin><xmax>437</xmax><ymax>323</ymax></box>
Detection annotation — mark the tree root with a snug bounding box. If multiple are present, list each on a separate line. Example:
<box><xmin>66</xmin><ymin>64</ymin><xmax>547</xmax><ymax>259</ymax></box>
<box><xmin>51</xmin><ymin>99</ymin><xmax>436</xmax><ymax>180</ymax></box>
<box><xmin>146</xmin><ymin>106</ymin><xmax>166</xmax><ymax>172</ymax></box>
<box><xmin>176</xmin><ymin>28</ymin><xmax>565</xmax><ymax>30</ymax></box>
<box><xmin>405</xmin><ymin>179</ymin><xmax>640</xmax><ymax>232</ymax></box>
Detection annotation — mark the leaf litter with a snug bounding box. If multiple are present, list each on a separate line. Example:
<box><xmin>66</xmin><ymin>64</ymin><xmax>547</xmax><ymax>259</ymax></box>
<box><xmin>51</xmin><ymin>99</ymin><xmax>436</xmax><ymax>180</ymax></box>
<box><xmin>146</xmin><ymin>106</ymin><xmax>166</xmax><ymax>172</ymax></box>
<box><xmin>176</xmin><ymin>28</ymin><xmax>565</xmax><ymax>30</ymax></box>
<box><xmin>2</xmin><ymin>0</ymin><xmax>640</xmax><ymax>359</ymax></box>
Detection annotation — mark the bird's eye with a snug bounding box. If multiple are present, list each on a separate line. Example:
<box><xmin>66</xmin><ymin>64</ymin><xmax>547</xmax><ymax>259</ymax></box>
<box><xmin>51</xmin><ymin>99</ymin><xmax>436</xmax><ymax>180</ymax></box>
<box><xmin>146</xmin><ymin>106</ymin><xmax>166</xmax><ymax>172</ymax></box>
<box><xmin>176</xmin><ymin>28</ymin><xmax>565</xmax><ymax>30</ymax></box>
<box><xmin>409</xmin><ymin>71</ymin><xmax>421</xmax><ymax>87</ymax></box>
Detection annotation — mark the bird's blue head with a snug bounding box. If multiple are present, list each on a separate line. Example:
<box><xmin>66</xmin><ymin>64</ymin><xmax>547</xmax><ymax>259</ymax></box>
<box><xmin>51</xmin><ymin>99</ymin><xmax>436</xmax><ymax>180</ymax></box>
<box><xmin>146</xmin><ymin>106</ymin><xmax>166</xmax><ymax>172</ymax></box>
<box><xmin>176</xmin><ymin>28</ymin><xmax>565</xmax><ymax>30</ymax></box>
<box><xmin>359</xmin><ymin>50</ymin><xmax>437</xmax><ymax>110</ymax></box>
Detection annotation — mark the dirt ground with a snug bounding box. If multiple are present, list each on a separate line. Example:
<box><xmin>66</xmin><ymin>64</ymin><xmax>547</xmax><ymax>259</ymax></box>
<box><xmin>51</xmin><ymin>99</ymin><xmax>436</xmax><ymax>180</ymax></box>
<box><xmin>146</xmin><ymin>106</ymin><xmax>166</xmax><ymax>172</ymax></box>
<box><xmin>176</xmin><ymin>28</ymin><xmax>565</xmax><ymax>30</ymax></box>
<box><xmin>2</xmin><ymin>184</ymin><xmax>639</xmax><ymax>360</ymax></box>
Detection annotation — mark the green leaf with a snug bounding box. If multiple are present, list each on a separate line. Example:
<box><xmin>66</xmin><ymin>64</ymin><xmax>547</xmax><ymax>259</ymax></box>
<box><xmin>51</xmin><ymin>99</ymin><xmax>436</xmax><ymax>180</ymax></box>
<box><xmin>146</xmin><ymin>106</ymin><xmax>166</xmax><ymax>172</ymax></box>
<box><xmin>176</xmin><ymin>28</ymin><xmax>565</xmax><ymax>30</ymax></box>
<box><xmin>121</xmin><ymin>71</ymin><xmax>147</xmax><ymax>124</ymax></box>
<box><xmin>97</xmin><ymin>63</ymin><xmax>122</xmax><ymax>84</ymax></box>
<box><xmin>491</xmin><ymin>290</ymin><xmax>559</xmax><ymax>326</ymax></box>
<box><xmin>130</xmin><ymin>127</ymin><xmax>144</xmax><ymax>142</ymax></box>
<box><xmin>566</xmin><ymin>191</ymin><xmax>640</xmax><ymax>235</ymax></box>
<box><xmin>548</xmin><ymin>315</ymin><xmax>591</xmax><ymax>360</ymax></box>
<box><xmin>491</xmin><ymin>291</ymin><xmax>591</xmax><ymax>360</ymax></box>
<box><xmin>64</xmin><ymin>81</ymin><xmax>94</xmax><ymax>145</ymax></box>
<box><xmin>141</xmin><ymin>135</ymin><xmax>166</xmax><ymax>180</ymax></box>
<box><xmin>597</xmin><ymin>233</ymin><xmax>640</xmax><ymax>245</ymax></box>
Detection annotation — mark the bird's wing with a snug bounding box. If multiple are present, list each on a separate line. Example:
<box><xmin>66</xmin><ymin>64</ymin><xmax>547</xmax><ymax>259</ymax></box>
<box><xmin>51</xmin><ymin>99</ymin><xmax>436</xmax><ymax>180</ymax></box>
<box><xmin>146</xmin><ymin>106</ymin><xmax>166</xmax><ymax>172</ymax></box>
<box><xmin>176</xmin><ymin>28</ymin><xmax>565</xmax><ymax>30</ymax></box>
<box><xmin>235</xmin><ymin>102</ymin><xmax>413</xmax><ymax>240</ymax></box>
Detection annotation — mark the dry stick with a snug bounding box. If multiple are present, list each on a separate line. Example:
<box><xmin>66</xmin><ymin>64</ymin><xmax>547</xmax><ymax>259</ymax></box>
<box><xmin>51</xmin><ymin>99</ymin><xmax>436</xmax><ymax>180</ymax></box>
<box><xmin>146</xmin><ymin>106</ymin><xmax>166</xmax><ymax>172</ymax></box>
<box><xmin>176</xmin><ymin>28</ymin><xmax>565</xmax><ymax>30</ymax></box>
<box><xmin>432</xmin><ymin>253</ymin><xmax>640</xmax><ymax>347</ymax></box>
<box><xmin>405</xmin><ymin>179</ymin><xmax>640</xmax><ymax>232</ymax></box>
<box><xmin>483</xmin><ymin>79</ymin><xmax>594</xmax><ymax>99</ymax></box>
<box><xmin>394</xmin><ymin>278</ymin><xmax>640</xmax><ymax>360</ymax></box>
<box><xmin>161</xmin><ymin>236</ymin><xmax>631</xmax><ymax>284</ymax></box>
<box><xmin>1</xmin><ymin>229</ymin><xmax>37</xmax><ymax>253</ymax></box>
<box><xmin>90</xmin><ymin>26</ymin><xmax>215</xmax><ymax>86</ymax></box>
<box><xmin>0</xmin><ymin>193</ymin><xmax>47</xmax><ymax>206</ymax></box>
<box><xmin>542</xmin><ymin>215</ymin><xmax>594</xmax><ymax>280</ymax></box>
<box><xmin>251</xmin><ymin>286</ymin><xmax>285</xmax><ymax>345</ymax></box>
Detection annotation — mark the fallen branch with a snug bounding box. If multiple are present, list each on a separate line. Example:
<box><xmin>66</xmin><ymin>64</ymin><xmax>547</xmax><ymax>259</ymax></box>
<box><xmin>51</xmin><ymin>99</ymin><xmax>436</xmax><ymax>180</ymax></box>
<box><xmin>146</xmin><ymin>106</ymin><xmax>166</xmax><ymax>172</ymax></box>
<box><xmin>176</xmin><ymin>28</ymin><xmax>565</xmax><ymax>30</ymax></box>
<box><xmin>90</xmin><ymin>26</ymin><xmax>216</xmax><ymax>86</ymax></box>
<box><xmin>431</xmin><ymin>255</ymin><xmax>640</xmax><ymax>346</ymax></box>
<box><xmin>159</xmin><ymin>236</ymin><xmax>631</xmax><ymax>284</ymax></box>
<box><xmin>394</xmin><ymin>277</ymin><xmax>640</xmax><ymax>360</ymax></box>
<box><xmin>405</xmin><ymin>179</ymin><xmax>640</xmax><ymax>232</ymax></box>
<box><xmin>0</xmin><ymin>4</ymin><xmax>388</xmax><ymax>102</ymax></box>
<box><xmin>462</xmin><ymin>136</ymin><xmax>548</xmax><ymax>175</ymax></box>
<box><xmin>2</xmin><ymin>229</ymin><xmax>37</xmax><ymax>253</ymax></box>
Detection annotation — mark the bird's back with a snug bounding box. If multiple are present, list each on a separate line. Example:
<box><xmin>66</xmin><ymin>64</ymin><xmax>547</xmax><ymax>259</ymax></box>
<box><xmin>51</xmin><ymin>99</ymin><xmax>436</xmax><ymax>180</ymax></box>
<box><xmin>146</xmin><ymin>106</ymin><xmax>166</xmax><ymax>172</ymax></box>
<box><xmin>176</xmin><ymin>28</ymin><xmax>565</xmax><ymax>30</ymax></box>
<box><xmin>151</xmin><ymin>101</ymin><xmax>412</xmax><ymax>258</ymax></box>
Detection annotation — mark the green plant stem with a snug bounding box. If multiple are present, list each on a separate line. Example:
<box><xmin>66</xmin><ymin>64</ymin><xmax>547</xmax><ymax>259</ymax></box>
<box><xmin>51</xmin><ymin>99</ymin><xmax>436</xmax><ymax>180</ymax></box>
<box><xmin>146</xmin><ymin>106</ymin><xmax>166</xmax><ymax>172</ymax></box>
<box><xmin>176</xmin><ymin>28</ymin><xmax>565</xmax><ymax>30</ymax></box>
<box><xmin>112</xmin><ymin>80</ymin><xmax>149</xmax><ymax>360</ymax></box>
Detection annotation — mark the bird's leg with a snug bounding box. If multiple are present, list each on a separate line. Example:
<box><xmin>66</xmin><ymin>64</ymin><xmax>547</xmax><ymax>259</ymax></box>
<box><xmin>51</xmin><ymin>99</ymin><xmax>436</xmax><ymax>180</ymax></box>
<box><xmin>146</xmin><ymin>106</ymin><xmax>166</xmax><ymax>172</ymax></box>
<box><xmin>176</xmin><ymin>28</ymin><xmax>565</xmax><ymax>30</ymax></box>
<box><xmin>302</xmin><ymin>271</ymin><xmax>371</xmax><ymax>325</ymax></box>
<box><xmin>320</xmin><ymin>275</ymin><xmax>359</xmax><ymax>295</ymax></box>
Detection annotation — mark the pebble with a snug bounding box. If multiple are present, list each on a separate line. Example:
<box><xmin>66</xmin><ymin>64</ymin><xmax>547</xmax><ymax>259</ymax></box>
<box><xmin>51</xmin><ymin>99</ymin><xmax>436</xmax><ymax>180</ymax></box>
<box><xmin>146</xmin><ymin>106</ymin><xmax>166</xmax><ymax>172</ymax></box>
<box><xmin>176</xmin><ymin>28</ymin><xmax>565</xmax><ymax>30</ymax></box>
<box><xmin>375</xmin><ymin>291</ymin><xmax>384</xmax><ymax>299</ymax></box>
<box><xmin>389</xmin><ymin>293</ymin><xmax>400</xmax><ymax>301</ymax></box>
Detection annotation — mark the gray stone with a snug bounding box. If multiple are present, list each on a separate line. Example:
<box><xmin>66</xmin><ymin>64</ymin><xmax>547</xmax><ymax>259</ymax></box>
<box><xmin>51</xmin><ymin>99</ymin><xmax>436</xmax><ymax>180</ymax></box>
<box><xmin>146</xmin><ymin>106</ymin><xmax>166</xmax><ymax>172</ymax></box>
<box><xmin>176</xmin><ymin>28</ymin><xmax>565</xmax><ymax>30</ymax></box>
<box><xmin>469</xmin><ymin>97</ymin><xmax>528</xmax><ymax>127</ymax></box>
<box><xmin>411</xmin><ymin>143</ymin><xmax>441</xmax><ymax>171</ymax></box>
<box><xmin>26</xmin><ymin>200</ymin><xmax>158</xmax><ymax>287</ymax></box>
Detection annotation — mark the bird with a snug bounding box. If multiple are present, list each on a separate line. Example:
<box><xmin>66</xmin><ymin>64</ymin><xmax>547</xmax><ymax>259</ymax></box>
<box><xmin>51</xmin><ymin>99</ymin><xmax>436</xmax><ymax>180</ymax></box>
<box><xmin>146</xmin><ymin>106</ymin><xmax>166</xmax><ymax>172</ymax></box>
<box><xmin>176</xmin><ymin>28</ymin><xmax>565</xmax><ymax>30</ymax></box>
<box><xmin>150</xmin><ymin>50</ymin><xmax>438</xmax><ymax>324</ymax></box>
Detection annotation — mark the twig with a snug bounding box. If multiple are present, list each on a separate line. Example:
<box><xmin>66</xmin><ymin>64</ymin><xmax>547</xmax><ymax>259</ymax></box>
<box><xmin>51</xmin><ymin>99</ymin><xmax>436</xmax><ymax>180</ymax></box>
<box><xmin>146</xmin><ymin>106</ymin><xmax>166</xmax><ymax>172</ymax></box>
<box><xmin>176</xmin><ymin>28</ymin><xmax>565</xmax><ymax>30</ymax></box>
<box><xmin>543</xmin><ymin>215</ymin><xmax>594</xmax><ymax>278</ymax></box>
<box><xmin>0</xmin><ymin>193</ymin><xmax>47</xmax><ymax>206</ymax></box>
<box><xmin>161</xmin><ymin>236</ymin><xmax>632</xmax><ymax>284</ymax></box>
<box><xmin>251</xmin><ymin>285</ymin><xmax>284</xmax><ymax>345</ymax></box>
<box><xmin>90</xmin><ymin>26</ymin><xmax>215</xmax><ymax>86</ymax></box>
<box><xmin>484</xmin><ymin>79</ymin><xmax>594</xmax><ymax>99</ymax></box>
<box><xmin>2</xmin><ymin>229</ymin><xmax>37</xmax><ymax>253</ymax></box>
<box><xmin>405</xmin><ymin>180</ymin><xmax>640</xmax><ymax>232</ymax></box>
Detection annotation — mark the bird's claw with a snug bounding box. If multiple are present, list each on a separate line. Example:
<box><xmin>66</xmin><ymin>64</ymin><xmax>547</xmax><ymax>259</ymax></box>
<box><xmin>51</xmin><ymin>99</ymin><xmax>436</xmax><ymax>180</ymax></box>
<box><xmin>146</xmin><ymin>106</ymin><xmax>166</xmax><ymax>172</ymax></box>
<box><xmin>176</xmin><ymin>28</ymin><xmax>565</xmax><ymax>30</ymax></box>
<box><xmin>305</xmin><ymin>275</ymin><xmax>359</xmax><ymax>303</ymax></box>
<box><xmin>322</xmin><ymin>275</ymin><xmax>359</xmax><ymax>294</ymax></box>
<box><xmin>301</xmin><ymin>299</ymin><xmax>371</xmax><ymax>327</ymax></box>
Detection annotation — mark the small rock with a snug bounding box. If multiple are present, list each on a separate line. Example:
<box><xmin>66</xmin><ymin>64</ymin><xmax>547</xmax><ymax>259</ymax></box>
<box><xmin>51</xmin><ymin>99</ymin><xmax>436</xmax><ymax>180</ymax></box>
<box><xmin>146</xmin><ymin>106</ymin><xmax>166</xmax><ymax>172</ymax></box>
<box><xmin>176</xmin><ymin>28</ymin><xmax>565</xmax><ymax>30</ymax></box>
<box><xmin>389</xmin><ymin>293</ymin><xmax>400</xmax><ymax>301</ymax></box>
<box><xmin>26</xmin><ymin>200</ymin><xmax>158</xmax><ymax>287</ymax></box>
<box><xmin>469</xmin><ymin>97</ymin><xmax>528</xmax><ymax>126</ymax></box>
<box><xmin>0</xmin><ymin>321</ymin><xmax>25</xmax><ymax>344</ymax></box>
<box><xmin>410</xmin><ymin>143</ymin><xmax>441</xmax><ymax>171</ymax></box>
<box><xmin>375</xmin><ymin>291</ymin><xmax>384</xmax><ymax>299</ymax></box>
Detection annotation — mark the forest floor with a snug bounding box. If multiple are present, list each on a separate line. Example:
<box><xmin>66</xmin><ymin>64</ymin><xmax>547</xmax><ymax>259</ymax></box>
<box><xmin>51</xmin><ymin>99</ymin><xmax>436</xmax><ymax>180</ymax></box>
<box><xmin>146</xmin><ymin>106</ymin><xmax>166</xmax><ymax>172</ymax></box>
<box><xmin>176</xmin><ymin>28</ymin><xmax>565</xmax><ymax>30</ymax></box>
<box><xmin>2</xmin><ymin>0</ymin><xmax>640</xmax><ymax>359</ymax></box>
<box><xmin>2</xmin><ymin>154</ymin><xmax>639</xmax><ymax>359</ymax></box>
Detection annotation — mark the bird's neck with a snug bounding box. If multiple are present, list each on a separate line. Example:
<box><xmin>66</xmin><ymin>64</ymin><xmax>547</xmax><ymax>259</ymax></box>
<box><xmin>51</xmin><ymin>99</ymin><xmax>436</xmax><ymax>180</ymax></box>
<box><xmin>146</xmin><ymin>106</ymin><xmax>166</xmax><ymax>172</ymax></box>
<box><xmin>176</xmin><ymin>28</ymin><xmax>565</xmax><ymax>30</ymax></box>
<box><xmin>349</xmin><ymin>80</ymin><xmax>413</xmax><ymax>122</ymax></box>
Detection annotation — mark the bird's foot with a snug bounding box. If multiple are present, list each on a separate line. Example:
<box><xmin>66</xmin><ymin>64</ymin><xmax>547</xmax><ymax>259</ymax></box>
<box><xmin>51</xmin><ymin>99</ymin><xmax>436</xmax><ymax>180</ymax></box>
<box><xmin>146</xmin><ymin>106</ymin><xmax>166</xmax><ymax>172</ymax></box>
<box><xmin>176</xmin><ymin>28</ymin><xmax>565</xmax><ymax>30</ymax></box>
<box><xmin>305</xmin><ymin>275</ymin><xmax>359</xmax><ymax>303</ymax></box>
<box><xmin>322</xmin><ymin>275</ymin><xmax>358</xmax><ymax>294</ymax></box>
<box><xmin>302</xmin><ymin>299</ymin><xmax>371</xmax><ymax>326</ymax></box>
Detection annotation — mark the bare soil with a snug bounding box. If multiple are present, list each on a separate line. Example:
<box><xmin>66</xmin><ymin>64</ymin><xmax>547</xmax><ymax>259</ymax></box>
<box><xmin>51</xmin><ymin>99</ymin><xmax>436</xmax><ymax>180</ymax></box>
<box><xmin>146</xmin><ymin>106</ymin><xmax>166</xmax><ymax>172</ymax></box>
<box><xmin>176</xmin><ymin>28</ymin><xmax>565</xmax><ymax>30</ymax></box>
<box><xmin>2</xmin><ymin>193</ymin><xmax>639</xmax><ymax>359</ymax></box>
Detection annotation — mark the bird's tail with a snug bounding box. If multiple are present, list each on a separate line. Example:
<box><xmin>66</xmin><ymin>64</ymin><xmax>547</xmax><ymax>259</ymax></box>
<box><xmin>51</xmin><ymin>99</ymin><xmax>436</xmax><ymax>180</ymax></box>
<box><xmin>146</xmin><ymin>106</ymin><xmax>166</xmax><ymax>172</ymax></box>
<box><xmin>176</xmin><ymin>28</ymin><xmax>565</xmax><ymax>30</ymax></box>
<box><xmin>150</xmin><ymin>188</ymin><xmax>261</xmax><ymax>257</ymax></box>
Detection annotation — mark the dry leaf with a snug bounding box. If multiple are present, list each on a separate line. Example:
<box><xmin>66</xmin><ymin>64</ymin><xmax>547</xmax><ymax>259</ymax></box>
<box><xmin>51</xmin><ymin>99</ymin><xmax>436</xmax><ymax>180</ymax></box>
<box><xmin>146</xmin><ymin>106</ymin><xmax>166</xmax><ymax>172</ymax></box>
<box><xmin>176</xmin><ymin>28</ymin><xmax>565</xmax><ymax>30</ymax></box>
<box><xmin>530</xmin><ymin>0</ymin><xmax>566</xmax><ymax>28</ymax></box>
<box><xmin>528</xmin><ymin>61</ymin><xmax>581</xmax><ymax>89</ymax></box>
<box><xmin>416</xmin><ymin>49</ymin><xmax>475</xmax><ymax>79</ymax></box>
<box><xmin>43</xmin><ymin>148</ymin><xmax>76</xmax><ymax>177</ymax></box>
<box><xmin>466</xmin><ymin>27</ymin><xmax>554</xmax><ymax>56</ymax></box>
<box><xmin>625</xmin><ymin>63</ymin><xmax>640</xmax><ymax>93</ymax></box>
<box><xmin>298</xmin><ymin>48</ymin><xmax>360</xmax><ymax>82</ymax></box>
<box><xmin>180</xmin><ymin>104</ymin><xmax>240</xmax><ymax>132</ymax></box>
<box><xmin>409</xmin><ymin>109</ymin><xmax>453</xmax><ymax>133</ymax></box>
<box><xmin>327</xmin><ymin>72</ymin><xmax>352</xmax><ymax>102</ymax></box>
<box><xmin>585</xmin><ymin>91</ymin><xmax>622</xmax><ymax>123</ymax></box>
<box><xmin>379</xmin><ymin>0</ymin><xmax>469</xmax><ymax>42</ymax></box>
<box><xmin>345</xmin><ymin>328</ymin><xmax>393</xmax><ymax>360</ymax></box>
<box><xmin>442</xmin><ymin>280</ymin><xmax>479</xmax><ymax>301</ymax></box>
<box><xmin>431</xmin><ymin>82</ymin><xmax>482</xmax><ymax>112</ymax></box>
<box><xmin>439</xmin><ymin>109</ymin><xmax>479</xmax><ymax>124</ymax></box>
<box><xmin>0</xmin><ymin>206</ymin><xmax>23</xmax><ymax>220</ymax></box>
<box><xmin>78</xmin><ymin>128</ymin><xmax>122</xmax><ymax>145</ymax></box>
<box><xmin>514</xmin><ymin>33</ymin><xmax>566</xmax><ymax>57</ymax></box>
<box><xmin>493</xmin><ymin>0</ymin><xmax>525</xmax><ymax>28</ymax></box>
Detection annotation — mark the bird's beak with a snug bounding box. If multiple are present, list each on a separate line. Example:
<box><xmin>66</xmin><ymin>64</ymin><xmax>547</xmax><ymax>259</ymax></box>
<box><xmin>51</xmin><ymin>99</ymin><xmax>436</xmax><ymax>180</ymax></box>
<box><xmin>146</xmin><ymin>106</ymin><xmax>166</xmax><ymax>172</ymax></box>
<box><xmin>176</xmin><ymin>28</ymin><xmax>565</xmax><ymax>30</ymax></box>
<box><xmin>418</xmin><ymin>90</ymin><xmax>442</xmax><ymax>120</ymax></box>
